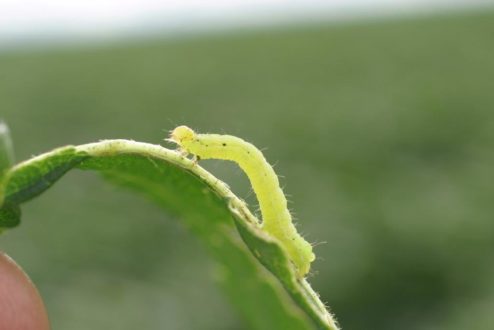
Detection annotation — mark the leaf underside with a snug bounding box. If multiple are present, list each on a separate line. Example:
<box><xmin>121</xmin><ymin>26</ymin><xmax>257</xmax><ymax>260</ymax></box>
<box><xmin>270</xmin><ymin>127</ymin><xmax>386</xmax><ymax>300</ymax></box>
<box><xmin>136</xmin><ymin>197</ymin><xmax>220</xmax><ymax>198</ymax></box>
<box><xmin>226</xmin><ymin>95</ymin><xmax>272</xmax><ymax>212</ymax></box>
<box><xmin>0</xmin><ymin>140</ymin><xmax>338</xmax><ymax>330</ymax></box>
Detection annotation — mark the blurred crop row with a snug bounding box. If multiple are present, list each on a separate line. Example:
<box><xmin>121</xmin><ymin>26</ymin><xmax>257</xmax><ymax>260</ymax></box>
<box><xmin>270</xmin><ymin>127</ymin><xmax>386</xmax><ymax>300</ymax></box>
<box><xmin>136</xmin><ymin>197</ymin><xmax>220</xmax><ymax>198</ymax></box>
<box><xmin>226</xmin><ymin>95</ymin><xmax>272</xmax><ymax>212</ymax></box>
<box><xmin>1</xmin><ymin>9</ymin><xmax>493</xmax><ymax>330</ymax></box>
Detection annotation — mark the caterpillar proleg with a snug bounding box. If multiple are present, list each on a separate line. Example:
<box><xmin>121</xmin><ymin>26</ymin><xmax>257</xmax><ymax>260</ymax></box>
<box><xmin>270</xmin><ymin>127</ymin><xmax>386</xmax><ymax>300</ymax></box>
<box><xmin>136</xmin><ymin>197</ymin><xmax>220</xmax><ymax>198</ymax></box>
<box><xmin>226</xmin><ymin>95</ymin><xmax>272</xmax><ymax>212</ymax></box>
<box><xmin>169</xmin><ymin>125</ymin><xmax>315</xmax><ymax>277</ymax></box>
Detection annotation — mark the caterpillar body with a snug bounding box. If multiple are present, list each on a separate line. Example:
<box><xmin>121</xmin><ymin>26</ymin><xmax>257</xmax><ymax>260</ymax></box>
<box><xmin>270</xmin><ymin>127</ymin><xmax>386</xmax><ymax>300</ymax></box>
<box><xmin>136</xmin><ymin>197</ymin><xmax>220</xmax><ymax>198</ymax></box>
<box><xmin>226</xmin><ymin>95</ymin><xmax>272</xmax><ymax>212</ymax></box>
<box><xmin>169</xmin><ymin>125</ymin><xmax>315</xmax><ymax>277</ymax></box>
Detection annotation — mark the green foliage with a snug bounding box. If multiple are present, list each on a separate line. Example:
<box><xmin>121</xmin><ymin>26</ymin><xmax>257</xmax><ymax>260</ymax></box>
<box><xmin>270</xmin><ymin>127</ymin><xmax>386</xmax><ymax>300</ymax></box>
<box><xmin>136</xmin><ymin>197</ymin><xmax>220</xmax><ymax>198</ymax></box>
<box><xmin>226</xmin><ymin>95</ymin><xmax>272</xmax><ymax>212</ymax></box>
<box><xmin>1</xmin><ymin>9</ymin><xmax>494</xmax><ymax>329</ymax></box>
<box><xmin>0</xmin><ymin>121</ymin><xmax>17</xmax><ymax>231</ymax></box>
<box><xmin>0</xmin><ymin>121</ymin><xmax>14</xmax><ymax>177</ymax></box>
<box><xmin>0</xmin><ymin>140</ymin><xmax>337</xmax><ymax>330</ymax></box>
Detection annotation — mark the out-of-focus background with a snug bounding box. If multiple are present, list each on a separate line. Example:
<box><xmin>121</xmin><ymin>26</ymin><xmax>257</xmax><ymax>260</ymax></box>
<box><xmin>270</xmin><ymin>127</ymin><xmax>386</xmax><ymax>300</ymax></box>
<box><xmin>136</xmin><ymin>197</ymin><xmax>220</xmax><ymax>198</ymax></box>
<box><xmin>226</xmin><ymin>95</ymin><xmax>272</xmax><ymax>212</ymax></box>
<box><xmin>1</xmin><ymin>1</ymin><xmax>494</xmax><ymax>329</ymax></box>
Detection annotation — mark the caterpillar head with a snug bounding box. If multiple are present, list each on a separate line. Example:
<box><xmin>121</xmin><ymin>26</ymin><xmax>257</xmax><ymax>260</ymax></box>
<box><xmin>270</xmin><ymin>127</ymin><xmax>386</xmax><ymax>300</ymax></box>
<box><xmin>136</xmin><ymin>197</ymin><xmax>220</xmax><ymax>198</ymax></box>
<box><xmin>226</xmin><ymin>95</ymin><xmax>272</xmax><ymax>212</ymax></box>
<box><xmin>169</xmin><ymin>125</ymin><xmax>195</xmax><ymax>146</ymax></box>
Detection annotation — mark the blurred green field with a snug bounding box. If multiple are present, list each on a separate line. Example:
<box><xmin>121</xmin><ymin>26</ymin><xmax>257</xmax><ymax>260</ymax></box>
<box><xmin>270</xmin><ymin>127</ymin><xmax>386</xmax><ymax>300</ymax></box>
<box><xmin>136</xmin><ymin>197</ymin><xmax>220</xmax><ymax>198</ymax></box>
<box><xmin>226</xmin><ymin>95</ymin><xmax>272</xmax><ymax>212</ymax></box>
<box><xmin>1</xmin><ymin>9</ymin><xmax>494</xmax><ymax>330</ymax></box>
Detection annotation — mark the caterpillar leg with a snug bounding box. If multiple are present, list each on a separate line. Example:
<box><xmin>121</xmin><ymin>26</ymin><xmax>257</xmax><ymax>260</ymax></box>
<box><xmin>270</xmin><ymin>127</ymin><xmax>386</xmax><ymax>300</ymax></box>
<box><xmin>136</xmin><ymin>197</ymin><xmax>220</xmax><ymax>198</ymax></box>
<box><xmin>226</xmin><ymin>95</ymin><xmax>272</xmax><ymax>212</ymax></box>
<box><xmin>191</xmin><ymin>154</ymin><xmax>201</xmax><ymax>165</ymax></box>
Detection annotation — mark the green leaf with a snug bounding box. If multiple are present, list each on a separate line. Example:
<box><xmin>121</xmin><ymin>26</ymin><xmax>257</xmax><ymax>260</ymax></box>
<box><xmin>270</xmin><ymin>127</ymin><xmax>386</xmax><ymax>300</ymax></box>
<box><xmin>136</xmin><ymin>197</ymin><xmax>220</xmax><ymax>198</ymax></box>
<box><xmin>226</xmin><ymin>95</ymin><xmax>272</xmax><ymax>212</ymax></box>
<box><xmin>0</xmin><ymin>140</ymin><xmax>339</xmax><ymax>330</ymax></box>
<box><xmin>0</xmin><ymin>121</ymin><xmax>14</xmax><ymax>177</ymax></box>
<box><xmin>0</xmin><ymin>121</ymin><xmax>17</xmax><ymax>230</ymax></box>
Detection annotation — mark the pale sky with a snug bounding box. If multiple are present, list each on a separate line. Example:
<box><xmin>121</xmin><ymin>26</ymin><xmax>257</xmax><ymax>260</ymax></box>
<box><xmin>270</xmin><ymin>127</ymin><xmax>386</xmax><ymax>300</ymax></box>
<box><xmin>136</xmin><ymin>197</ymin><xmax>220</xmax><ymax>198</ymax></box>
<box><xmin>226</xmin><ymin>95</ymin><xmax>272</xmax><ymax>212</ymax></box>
<box><xmin>0</xmin><ymin>0</ymin><xmax>492</xmax><ymax>46</ymax></box>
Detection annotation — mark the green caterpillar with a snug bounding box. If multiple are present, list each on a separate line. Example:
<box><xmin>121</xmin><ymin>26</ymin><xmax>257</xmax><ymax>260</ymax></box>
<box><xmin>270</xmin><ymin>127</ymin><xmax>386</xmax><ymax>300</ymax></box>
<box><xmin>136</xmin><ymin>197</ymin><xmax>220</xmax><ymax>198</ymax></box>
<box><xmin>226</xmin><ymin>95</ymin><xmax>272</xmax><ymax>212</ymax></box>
<box><xmin>169</xmin><ymin>125</ymin><xmax>315</xmax><ymax>277</ymax></box>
